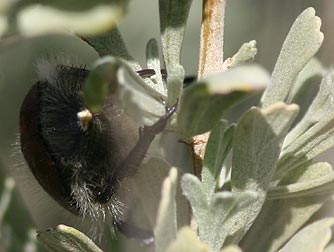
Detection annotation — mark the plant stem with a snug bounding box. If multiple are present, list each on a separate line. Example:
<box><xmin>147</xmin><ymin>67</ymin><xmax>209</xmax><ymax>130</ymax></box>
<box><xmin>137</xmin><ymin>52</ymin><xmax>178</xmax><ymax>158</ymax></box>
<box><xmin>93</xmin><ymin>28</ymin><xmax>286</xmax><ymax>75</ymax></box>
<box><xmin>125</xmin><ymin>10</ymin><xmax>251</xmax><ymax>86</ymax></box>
<box><xmin>198</xmin><ymin>0</ymin><xmax>226</xmax><ymax>78</ymax></box>
<box><xmin>192</xmin><ymin>0</ymin><xmax>226</xmax><ymax>177</ymax></box>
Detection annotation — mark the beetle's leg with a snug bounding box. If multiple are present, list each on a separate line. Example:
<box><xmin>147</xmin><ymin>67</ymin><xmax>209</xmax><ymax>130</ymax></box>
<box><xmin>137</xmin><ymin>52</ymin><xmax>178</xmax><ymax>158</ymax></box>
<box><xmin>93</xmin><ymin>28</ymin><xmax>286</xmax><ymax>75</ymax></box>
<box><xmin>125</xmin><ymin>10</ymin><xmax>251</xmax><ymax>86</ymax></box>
<box><xmin>96</xmin><ymin>101</ymin><xmax>178</xmax><ymax>204</ymax></box>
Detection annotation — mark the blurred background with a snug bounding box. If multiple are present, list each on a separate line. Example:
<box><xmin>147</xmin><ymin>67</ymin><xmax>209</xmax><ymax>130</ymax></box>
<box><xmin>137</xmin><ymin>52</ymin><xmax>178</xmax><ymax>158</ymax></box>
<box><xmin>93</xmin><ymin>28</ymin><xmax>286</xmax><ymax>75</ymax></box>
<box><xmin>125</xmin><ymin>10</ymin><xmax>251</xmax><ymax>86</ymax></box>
<box><xmin>0</xmin><ymin>0</ymin><xmax>334</xmax><ymax>251</ymax></box>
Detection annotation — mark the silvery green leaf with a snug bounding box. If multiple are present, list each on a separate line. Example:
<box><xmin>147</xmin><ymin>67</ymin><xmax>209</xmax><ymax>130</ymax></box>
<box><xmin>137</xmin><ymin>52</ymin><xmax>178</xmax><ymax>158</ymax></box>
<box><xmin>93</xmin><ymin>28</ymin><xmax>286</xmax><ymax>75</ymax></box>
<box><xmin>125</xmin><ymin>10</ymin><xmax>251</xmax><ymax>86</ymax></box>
<box><xmin>84</xmin><ymin>32</ymin><xmax>168</xmax><ymax>99</ymax></box>
<box><xmin>240</xmin><ymin>161</ymin><xmax>331</xmax><ymax>252</ymax></box>
<box><xmin>159</xmin><ymin>0</ymin><xmax>192</xmax><ymax>68</ymax></box>
<box><xmin>167</xmin><ymin>63</ymin><xmax>185</xmax><ymax>107</ymax></box>
<box><xmin>228</xmin><ymin>102</ymin><xmax>299</xmax><ymax>244</ymax></box>
<box><xmin>277</xmin><ymin>126</ymin><xmax>334</xmax><ymax>180</ymax></box>
<box><xmin>159</xmin><ymin>0</ymin><xmax>192</xmax><ymax>106</ymax></box>
<box><xmin>83</xmin><ymin>56</ymin><xmax>165</xmax><ymax>125</ymax></box>
<box><xmin>205</xmin><ymin>191</ymin><xmax>257</xmax><ymax>250</ymax></box>
<box><xmin>261</xmin><ymin>7</ymin><xmax>324</xmax><ymax>108</ymax></box>
<box><xmin>181</xmin><ymin>174</ymin><xmax>208</xmax><ymax>223</ymax></box>
<box><xmin>181</xmin><ymin>174</ymin><xmax>257</xmax><ymax>250</ymax></box>
<box><xmin>17</xmin><ymin>1</ymin><xmax>128</xmax><ymax>36</ymax></box>
<box><xmin>146</xmin><ymin>38</ymin><xmax>167</xmax><ymax>98</ymax></box>
<box><xmin>287</xmin><ymin>60</ymin><xmax>324</xmax><ymax>124</ymax></box>
<box><xmin>268</xmin><ymin>163</ymin><xmax>334</xmax><ymax>200</ymax></box>
<box><xmin>202</xmin><ymin>120</ymin><xmax>234</xmax><ymax>200</ymax></box>
<box><xmin>232</xmin><ymin>103</ymin><xmax>299</xmax><ymax>192</ymax></box>
<box><xmin>282</xmin><ymin>69</ymin><xmax>334</xmax><ymax>149</ymax></box>
<box><xmin>154</xmin><ymin>168</ymin><xmax>178</xmax><ymax>252</ymax></box>
<box><xmin>228</xmin><ymin>40</ymin><xmax>257</xmax><ymax>67</ymax></box>
<box><xmin>278</xmin><ymin>218</ymin><xmax>334</xmax><ymax>252</ymax></box>
<box><xmin>166</xmin><ymin>227</ymin><xmax>214</xmax><ymax>252</ymax></box>
<box><xmin>131</xmin><ymin>158</ymin><xmax>189</xmax><ymax>229</ymax></box>
<box><xmin>82</xmin><ymin>27</ymin><xmax>142</xmax><ymax>71</ymax></box>
<box><xmin>177</xmin><ymin>64</ymin><xmax>270</xmax><ymax>139</ymax></box>
<box><xmin>37</xmin><ymin>225</ymin><xmax>103</xmax><ymax>252</ymax></box>
<box><xmin>276</xmin><ymin>69</ymin><xmax>334</xmax><ymax>179</ymax></box>
<box><xmin>287</xmin><ymin>58</ymin><xmax>324</xmax><ymax>103</ymax></box>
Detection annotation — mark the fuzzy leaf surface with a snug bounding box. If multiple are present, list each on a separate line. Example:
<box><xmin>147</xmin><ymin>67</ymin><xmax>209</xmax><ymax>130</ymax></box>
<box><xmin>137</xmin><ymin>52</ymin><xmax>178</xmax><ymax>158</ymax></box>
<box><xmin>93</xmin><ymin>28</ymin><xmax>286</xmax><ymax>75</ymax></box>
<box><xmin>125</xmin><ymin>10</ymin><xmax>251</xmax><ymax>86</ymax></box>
<box><xmin>268</xmin><ymin>163</ymin><xmax>334</xmax><ymax>199</ymax></box>
<box><xmin>276</xmin><ymin>69</ymin><xmax>334</xmax><ymax>179</ymax></box>
<box><xmin>228</xmin><ymin>102</ymin><xmax>299</xmax><ymax>243</ymax></box>
<box><xmin>82</xmin><ymin>27</ymin><xmax>141</xmax><ymax>71</ymax></box>
<box><xmin>287</xmin><ymin>58</ymin><xmax>324</xmax><ymax>103</ymax></box>
<box><xmin>37</xmin><ymin>225</ymin><xmax>103</xmax><ymax>252</ymax></box>
<box><xmin>202</xmin><ymin>120</ymin><xmax>234</xmax><ymax>200</ymax></box>
<box><xmin>261</xmin><ymin>7</ymin><xmax>323</xmax><ymax>107</ymax></box>
<box><xmin>287</xmin><ymin>59</ymin><xmax>324</xmax><ymax>124</ymax></box>
<box><xmin>159</xmin><ymin>0</ymin><xmax>192</xmax><ymax>68</ymax></box>
<box><xmin>159</xmin><ymin>0</ymin><xmax>192</xmax><ymax>106</ymax></box>
<box><xmin>278</xmin><ymin>218</ymin><xmax>334</xmax><ymax>252</ymax></box>
<box><xmin>182</xmin><ymin>173</ymin><xmax>257</xmax><ymax>250</ymax></box>
<box><xmin>131</xmin><ymin>158</ymin><xmax>189</xmax><ymax>229</ymax></box>
<box><xmin>178</xmin><ymin>64</ymin><xmax>269</xmax><ymax>139</ymax></box>
<box><xmin>146</xmin><ymin>38</ymin><xmax>167</xmax><ymax>98</ymax></box>
<box><xmin>154</xmin><ymin>168</ymin><xmax>178</xmax><ymax>252</ymax></box>
<box><xmin>228</xmin><ymin>40</ymin><xmax>257</xmax><ymax>67</ymax></box>
<box><xmin>240</xmin><ymin>161</ymin><xmax>331</xmax><ymax>252</ymax></box>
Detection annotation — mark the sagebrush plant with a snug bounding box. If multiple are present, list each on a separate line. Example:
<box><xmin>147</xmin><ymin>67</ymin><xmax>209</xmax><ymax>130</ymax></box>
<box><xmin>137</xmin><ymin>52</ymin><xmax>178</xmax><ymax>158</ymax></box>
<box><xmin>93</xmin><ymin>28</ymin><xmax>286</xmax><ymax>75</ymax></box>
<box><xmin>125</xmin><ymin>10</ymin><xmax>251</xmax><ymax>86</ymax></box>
<box><xmin>0</xmin><ymin>1</ymin><xmax>334</xmax><ymax>252</ymax></box>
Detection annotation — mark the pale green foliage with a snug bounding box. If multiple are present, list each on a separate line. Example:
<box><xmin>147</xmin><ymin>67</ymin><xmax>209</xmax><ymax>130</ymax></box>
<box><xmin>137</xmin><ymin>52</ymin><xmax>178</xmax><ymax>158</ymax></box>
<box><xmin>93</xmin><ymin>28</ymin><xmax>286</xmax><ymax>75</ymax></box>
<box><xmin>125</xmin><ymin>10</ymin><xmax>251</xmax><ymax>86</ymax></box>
<box><xmin>146</xmin><ymin>39</ymin><xmax>167</xmax><ymax>98</ymax></box>
<box><xmin>182</xmin><ymin>174</ymin><xmax>257</xmax><ymax>250</ymax></box>
<box><xmin>84</xmin><ymin>56</ymin><xmax>166</xmax><ymax>125</ymax></box>
<box><xmin>1</xmin><ymin>2</ymin><xmax>334</xmax><ymax>252</ymax></box>
<box><xmin>276</xmin><ymin>69</ymin><xmax>334</xmax><ymax>179</ymax></box>
<box><xmin>154</xmin><ymin>168</ymin><xmax>178</xmax><ymax>252</ymax></box>
<box><xmin>177</xmin><ymin>65</ymin><xmax>270</xmax><ymax>139</ymax></box>
<box><xmin>261</xmin><ymin>7</ymin><xmax>324</xmax><ymax>107</ymax></box>
<box><xmin>278</xmin><ymin>218</ymin><xmax>334</xmax><ymax>252</ymax></box>
<box><xmin>202</xmin><ymin>120</ymin><xmax>234</xmax><ymax>199</ymax></box>
<box><xmin>83</xmin><ymin>27</ymin><xmax>141</xmax><ymax>70</ymax></box>
<box><xmin>1</xmin><ymin>0</ymin><xmax>129</xmax><ymax>36</ymax></box>
<box><xmin>268</xmin><ymin>162</ymin><xmax>334</xmax><ymax>199</ymax></box>
<box><xmin>241</xmin><ymin>161</ymin><xmax>332</xmax><ymax>252</ymax></box>
<box><xmin>227</xmin><ymin>103</ymin><xmax>299</xmax><ymax>244</ymax></box>
<box><xmin>228</xmin><ymin>40</ymin><xmax>257</xmax><ymax>67</ymax></box>
<box><xmin>159</xmin><ymin>0</ymin><xmax>191</xmax><ymax>106</ymax></box>
<box><xmin>37</xmin><ymin>225</ymin><xmax>103</xmax><ymax>252</ymax></box>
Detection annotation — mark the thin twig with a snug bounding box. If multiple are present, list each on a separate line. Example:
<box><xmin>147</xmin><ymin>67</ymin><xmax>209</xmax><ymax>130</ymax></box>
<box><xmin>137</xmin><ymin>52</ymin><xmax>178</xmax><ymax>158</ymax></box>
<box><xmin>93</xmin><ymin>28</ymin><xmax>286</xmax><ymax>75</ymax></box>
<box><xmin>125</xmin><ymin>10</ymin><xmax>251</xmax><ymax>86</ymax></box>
<box><xmin>192</xmin><ymin>0</ymin><xmax>226</xmax><ymax>178</ymax></box>
<box><xmin>198</xmin><ymin>0</ymin><xmax>226</xmax><ymax>79</ymax></box>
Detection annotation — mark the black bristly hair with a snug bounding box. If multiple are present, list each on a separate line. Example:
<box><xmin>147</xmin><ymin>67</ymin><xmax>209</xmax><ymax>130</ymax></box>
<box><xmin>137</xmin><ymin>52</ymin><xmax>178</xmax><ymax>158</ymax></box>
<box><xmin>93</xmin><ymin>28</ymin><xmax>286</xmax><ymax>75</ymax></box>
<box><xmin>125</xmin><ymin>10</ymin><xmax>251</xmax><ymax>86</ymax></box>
<box><xmin>19</xmin><ymin>62</ymin><xmax>177</xmax><ymax>241</ymax></box>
